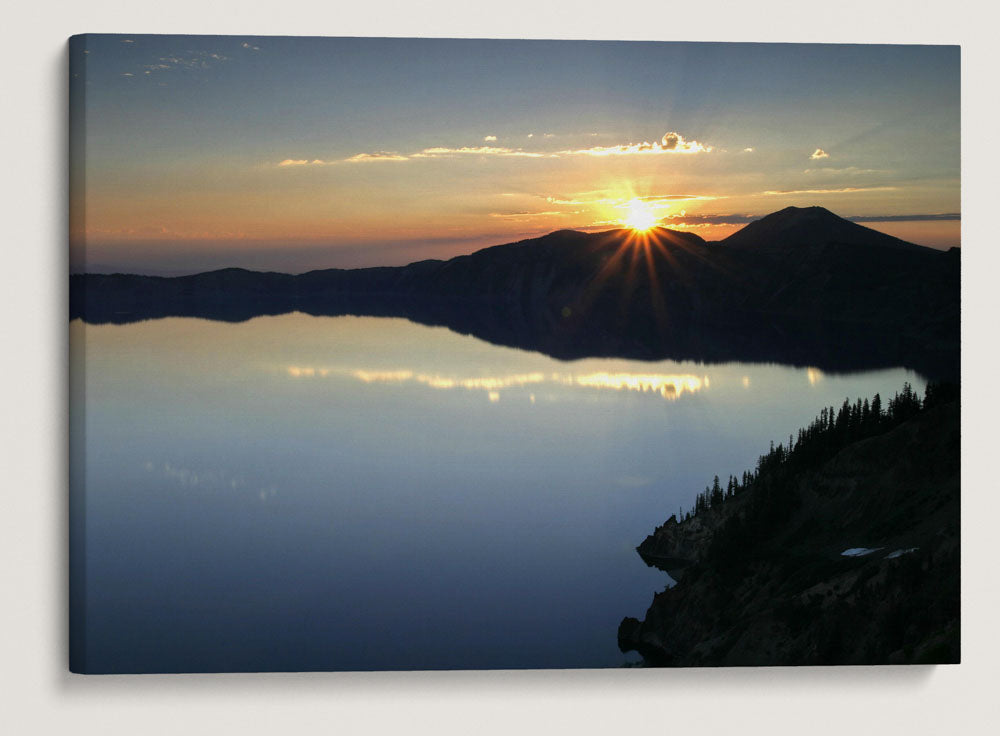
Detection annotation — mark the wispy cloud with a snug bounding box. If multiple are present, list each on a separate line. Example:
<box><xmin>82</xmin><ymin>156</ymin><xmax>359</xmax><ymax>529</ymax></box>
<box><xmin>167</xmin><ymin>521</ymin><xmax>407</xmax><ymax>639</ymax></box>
<box><xmin>545</xmin><ymin>193</ymin><xmax>714</xmax><ymax>206</ymax></box>
<box><xmin>277</xmin><ymin>130</ymin><xmax>712</xmax><ymax>168</ymax></box>
<box><xmin>810</xmin><ymin>148</ymin><xmax>830</xmax><ymax>159</ymax></box>
<box><xmin>759</xmin><ymin>186</ymin><xmax>897</xmax><ymax>196</ymax></box>
<box><xmin>140</xmin><ymin>51</ymin><xmax>229</xmax><ymax>76</ymax></box>
<box><xmin>633</xmin><ymin>193</ymin><xmax>714</xmax><ymax>202</ymax></box>
<box><xmin>278</xmin><ymin>158</ymin><xmax>332</xmax><ymax>167</ymax></box>
<box><xmin>345</xmin><ymin>152</ymin><xmax>410</xmax><ymax>163</ymax></box>
<box><xmin>416</xmin><ymin>146</ymin><xmax>546</xmax><ymax>158</ymax></box>
<box><xmin>241</xmin><ymin>41</ymin><xmax>261</xmax><ymax>52</ymax></box>
<box><xmin>658</xmin><ymin>211</ymin><xmax>960</xmax><ymax>227</ymax></box>
<box><xmin>802</xmin><ymin>167</ymin><xmax>890</xmax><ymax>180</ymax></box>
<box><xmin>86</xmin><ymin>223</ymin><xmax>249</xmax><ymax>240</ymax></box>
<box><xmin>559</xmin><ymin>132</ymin><xmax>711</xmax><ymax>157</ymax></box>
<box><xmin>743</xmin><ymin>147</ymin><xmax>755</xmax><ymax>153</ymax></box>
<box><xmin>277</xmin><ymin>153</ymin><xmax>410</xmax><ymax>166</ymax></box>
<box><xmin>489</xmin><ymin>210</ymin><xmax>572</xmax><ymax>220</ymax></box>
<box><xmin>663</xmin><ymin>213</ymin><xmax>759</xmax><ymax>225</ymax></box>
<box><xmin>848</xmin><ymin>213</ymin><xmax>960</xmax><ymax>222</ymax></box>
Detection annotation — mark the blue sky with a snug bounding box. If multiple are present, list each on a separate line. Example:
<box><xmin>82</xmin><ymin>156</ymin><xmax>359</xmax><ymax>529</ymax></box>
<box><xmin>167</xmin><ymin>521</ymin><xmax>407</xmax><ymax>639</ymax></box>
<box><xmin>70</xmin><ymin>36</ymin><xmax>960</xmax><ymax>273</ymax></box>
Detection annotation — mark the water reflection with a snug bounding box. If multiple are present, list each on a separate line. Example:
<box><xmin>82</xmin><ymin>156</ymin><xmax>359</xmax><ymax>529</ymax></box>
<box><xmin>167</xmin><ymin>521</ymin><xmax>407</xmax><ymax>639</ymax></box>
<box><xmin>289</xmin><ymin>365</ymin><xmax>707</xmax><ymax>401</ymax></box>
<box><xmin>353</xmin><ymin>369</ymin><xmax>548</xmax><ymax>392</ymax></box>
<box><xmin>141</xmin><ymin>459</ymin><xmax>278</xmax><ymax>502</ymax></box>
<box><xmin>72</xmin><ymin>314</ymin><xmax>928</xmax><ymax>672</ymax></box>
<box><xmin>568</xmin><ymin>372</ymin><xmax>704</xmax><ymax>399</ymax></box>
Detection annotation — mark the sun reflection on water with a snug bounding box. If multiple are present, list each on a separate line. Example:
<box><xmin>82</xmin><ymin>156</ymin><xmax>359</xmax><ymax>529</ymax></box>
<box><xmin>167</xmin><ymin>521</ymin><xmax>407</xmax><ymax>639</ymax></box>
<box><xmin>561</xmin><ymin>372</ymin><xmax>703</xmax><ymax>399</ymax></box>
<box><xmin>285</xmin><ymin>365</ymin><xmax>706</xmax><ymax>401</ymax></box>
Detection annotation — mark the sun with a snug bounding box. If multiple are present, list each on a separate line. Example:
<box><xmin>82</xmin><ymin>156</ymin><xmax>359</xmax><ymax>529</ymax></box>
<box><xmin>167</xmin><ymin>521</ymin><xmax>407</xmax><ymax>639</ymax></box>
<box><xmin>623</xmin><ymin>199</ymin><xmax>659</xmax><ymax>232</ymax></box>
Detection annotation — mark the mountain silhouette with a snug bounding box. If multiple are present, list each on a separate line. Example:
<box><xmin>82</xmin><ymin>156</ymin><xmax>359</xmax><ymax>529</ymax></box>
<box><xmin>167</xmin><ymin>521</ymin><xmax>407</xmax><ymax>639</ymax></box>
<box><xmin>71</xmin><ymin>207</ymin><xmax>960</xmax><ymax>378</ymax></box>
<box><xmin>721</xmin><ymin>206</ymin><xmax>936</xmax><ymax>254</ymax></box>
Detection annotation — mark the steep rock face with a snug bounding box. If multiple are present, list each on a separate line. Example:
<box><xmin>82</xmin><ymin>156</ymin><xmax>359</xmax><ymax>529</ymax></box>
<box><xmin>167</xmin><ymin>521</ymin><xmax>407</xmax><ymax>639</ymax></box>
<box><xmin>619</xmin><ymin>400</ymin><xmax>960</xmax><ymax>666</ymax></box>
<box><xmin>636</xmin><ymin>500</ymin><xmax>744</xmax><ymax>580</ymax></box>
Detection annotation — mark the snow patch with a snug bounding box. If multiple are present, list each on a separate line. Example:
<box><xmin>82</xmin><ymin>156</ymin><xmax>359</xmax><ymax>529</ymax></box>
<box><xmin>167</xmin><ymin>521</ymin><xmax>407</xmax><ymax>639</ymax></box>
<box><xmin>840</xmin><ymin>547</ymin><xmax>884</xmax><ymax>557</ymax></box>
<box><xmin>886</xmin><ymin>547</ymin><xmax>919</xmax><ymax>559</ymax></box>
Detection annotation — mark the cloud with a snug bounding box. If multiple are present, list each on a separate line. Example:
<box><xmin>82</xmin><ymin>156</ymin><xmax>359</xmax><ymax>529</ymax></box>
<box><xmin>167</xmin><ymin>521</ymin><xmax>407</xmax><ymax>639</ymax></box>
<box><xmin>241</xmin><ymin>41</ymin><xmax>261</xmax><ymax>52</ymax></box>
<box><xmin>759</xmin><ymin>186</ymin><xmax>897</xmax><ymax>196</ymax></box>
<box><xmin>545</xmin><ymin>196</ymin><xmax>609</xmax><ymax>205</ymax></box>
<box><xmin>546</xmin><ymin>193</ymin><xmax>713</xmax><ymax>206</ymax></box>
<box><xmin>415</xmin><ymin>146</ymin><xmax>546</xmax><ymax>158</ymax></box>
<box><xmin>810</xmin><ymin>148</ymin><xmax>830</xmax><ymax>159</ymax></box>
<box><xmin>139</xmin><ymin>51</ymin><xmax>230</xmax><ymax>76</ymax></box>
<box><xmin>559</xmin><ymin>132</ymin><xmax>711</xmax><ymax>156</ymax></box>
<box><xmin>277</xmin><ymin>158</ymin><xmax>332</xmax><ymax>167</ymax></box>
<box><xmin>743</xmin><ymin>147</ymin><xmax>755</xmax><ymax>153</ymax></box>
<box><xmin>656</xmin><ymin>212</ymin><xmax>960</xmax><ymax>227</ymax></box>
<box><xmin>847</xmin><ymin>213</ymin><xmax>960</xmax><ymax>222</ymax></box>
<box><xmin>489</xmin><ymin>210</ymin><xmax>571</xmax><ymax>219</ymax></box>
<box><xmin>638</xmin><ymin>193</ymin><xmax>714</xmax><ymax>202</ymax></box>
<box><xmin>344</xmin><ymin>152</ymin><xmax>410</xmax><ymax>163</ymax></box>
<box><xmin>663</xmin><ymin>213</ymin><xmax>760</xmax><ymax>225</ymax></box>
<box><xmin>802</xmin><ymin>166</ymin><xmax>888</xmax><ymax>178</ymax></box>
<box><xmin>277</xmin><ymin>152</ymin><xmax>410</xmax><ymax>166</ymax></box>
<box><xmin>280</xmin><ymin>130</ymin><xmax>711</xmax><ymax>168</ymax></box>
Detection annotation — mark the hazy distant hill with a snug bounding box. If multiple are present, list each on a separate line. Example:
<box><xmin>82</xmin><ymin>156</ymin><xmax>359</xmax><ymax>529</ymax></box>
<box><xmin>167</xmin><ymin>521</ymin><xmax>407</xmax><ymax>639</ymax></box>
<box><xmin>71</xmin><ymin>206</ymin><xmax>960</xmax><ymax>378</ymax></box>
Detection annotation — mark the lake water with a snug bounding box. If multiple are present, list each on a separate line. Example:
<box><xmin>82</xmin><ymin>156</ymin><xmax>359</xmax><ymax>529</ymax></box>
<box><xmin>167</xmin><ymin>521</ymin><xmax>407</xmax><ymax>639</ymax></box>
<box><xmin>69</xmin><ymin>313</ymin><xmax>926</xmax><ymax>672</ymax></box>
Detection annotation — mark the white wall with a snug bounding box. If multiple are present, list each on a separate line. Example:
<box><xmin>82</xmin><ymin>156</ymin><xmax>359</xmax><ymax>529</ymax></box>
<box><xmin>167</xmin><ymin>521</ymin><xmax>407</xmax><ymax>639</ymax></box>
<box><xmin>2</xmin><ymin>2</ymin><xmax>997</xmax><ymax>734</ymax></box>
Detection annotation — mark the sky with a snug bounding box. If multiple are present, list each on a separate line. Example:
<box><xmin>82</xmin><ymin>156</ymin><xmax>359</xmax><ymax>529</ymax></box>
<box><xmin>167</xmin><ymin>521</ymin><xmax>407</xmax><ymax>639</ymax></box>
<box><xmin>69</xmin><ymin>36</ymin><xmax>960</xmax><ymax>274</ymax></box>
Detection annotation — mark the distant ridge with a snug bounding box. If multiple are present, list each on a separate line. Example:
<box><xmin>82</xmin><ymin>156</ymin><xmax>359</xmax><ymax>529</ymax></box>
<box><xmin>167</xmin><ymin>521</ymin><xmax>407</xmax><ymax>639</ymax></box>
<box><xmin>71</xmin><ymin>206</ymin><xmax>960</xmax><ymax>378</ymax></box>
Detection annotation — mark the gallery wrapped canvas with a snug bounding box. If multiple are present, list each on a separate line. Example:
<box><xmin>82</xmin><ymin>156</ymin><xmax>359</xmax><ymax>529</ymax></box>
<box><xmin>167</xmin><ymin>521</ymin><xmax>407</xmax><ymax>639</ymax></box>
<box><xmin>69</xmin><ymin>35</ymin><xmax>959</xmax><ymax>673</ymax></box>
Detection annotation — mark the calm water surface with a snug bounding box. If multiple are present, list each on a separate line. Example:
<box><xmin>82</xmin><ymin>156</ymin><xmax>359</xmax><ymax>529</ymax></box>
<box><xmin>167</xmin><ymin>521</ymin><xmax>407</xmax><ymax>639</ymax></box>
<box><xmin>70</xmin><ymin>313</ymin><xmax>925</xmax><ymax>672</ymax></box>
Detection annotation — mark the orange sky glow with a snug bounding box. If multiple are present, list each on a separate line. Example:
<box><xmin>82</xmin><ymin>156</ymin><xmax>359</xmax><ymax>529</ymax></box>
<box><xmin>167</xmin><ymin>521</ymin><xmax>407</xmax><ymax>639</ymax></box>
<box><xmin>70</xmin><ymin>37</ymin><xmax>959</xmax><ymax>274</ymax></box>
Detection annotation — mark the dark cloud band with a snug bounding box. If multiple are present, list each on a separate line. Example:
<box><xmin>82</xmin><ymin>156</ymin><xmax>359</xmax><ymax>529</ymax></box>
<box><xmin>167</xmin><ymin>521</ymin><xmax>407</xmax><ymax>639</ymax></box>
<box><xmin>664</xmin><ymin>213</ymin><xmax>960</xmax><ymax>226</ymax></box>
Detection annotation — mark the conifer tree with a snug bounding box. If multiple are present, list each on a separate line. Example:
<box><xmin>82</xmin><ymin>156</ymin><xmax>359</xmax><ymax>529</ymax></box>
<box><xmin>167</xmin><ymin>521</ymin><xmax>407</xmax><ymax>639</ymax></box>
<box><xmin>711</xmin><ymin>475</ymin><xmax>724</xmax><ymax>506</ymax></box>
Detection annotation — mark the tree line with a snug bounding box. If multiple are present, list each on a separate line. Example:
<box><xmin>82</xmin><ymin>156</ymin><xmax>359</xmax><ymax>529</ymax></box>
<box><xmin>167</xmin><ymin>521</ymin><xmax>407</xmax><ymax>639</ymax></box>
<box><xmin>679</xmin><ymin>381</ymin><xmax>958</xmax><ymax>523</ymax></box>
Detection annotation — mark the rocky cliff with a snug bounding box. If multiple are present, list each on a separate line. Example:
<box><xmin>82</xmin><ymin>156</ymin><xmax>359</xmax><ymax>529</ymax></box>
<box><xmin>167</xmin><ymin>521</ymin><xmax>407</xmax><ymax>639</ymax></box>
<box><xmin>619</xmin><ymin>393</ymin><xmax>960</xmax><ymax>666</ymax></box>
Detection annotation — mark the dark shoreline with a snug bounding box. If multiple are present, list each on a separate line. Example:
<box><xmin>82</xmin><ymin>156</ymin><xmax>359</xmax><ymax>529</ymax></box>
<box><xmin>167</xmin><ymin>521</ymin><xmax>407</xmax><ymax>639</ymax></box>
<box><xmin>69</xmin><ymin>214</ymin><xmax>961</xmax><ymax>381</ymax></box>
<box><xmin>70</xmin><ymin>282</ymin><xmax>958</xmax><ymax>381</ymax></box>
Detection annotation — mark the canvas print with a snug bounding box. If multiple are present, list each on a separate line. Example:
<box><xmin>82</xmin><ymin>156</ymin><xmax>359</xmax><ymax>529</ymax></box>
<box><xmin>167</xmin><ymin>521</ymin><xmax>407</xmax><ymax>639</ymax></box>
<box><xmin>69</xmin><ymin>35</ymin><xmax>960</xmax><ymax>673</ymax></box>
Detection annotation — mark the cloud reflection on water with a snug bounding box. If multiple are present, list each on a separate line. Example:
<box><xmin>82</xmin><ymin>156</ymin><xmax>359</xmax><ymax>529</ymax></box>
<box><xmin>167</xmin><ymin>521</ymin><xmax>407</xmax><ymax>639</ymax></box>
<box><xmin>285</xmin><ymin>365</ymin><xmax>706</xmax><ymax>401</ymax></box>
